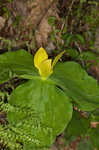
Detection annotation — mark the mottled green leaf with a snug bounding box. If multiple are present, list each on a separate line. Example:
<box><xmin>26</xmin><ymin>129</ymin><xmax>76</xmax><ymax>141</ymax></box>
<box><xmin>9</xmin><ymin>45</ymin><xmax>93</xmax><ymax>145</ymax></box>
<box><xmin>7</xmin><ymin>78</ymin><xmax>72</xmax><ymax>148</ymax></box>
<box><xmin>51</xmin><ymin>61</ymin><xmax>99</xmax><ymax>111</ymax></box>
<box><xmin>0</xmin><ymin>50</ymin><xmax>37</xmax><ymax>83</ymax></box>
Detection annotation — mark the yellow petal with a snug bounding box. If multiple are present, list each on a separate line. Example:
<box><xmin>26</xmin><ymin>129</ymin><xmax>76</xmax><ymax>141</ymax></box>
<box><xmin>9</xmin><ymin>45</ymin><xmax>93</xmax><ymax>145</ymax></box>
<box><xmin>34</xmin><ymin>47</ymin><xmax>48</xmax><ymax>69</ymax></box>
<box><xmin>39</xmin><ymin>59</ymin><xmax>53</xmax><ymax>79</ymax></box>
<box><xmin>52</xmin><ymin>50</ymin><xmax>65</xmax><ymax>68</ymax></box>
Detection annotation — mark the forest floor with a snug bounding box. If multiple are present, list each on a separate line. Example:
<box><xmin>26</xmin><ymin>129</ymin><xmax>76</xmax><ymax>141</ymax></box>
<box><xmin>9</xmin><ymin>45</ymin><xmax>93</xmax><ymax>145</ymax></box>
<box><xmin>0</xmin><ymin>0</ymin><xmax>99</xmax><ymax>150</ymax></box>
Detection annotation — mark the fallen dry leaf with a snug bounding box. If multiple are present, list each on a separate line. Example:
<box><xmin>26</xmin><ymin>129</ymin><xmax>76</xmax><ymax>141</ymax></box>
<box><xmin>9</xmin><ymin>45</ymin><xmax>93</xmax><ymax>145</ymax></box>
<box><xmin>35</xmin><ymin>1</ymin><xmax>59</xmax><ymax>47</ymax></box>
<box><xmin>90</xmin><ymin>122</ymin><xmax>99</xmax><ymax>128</ymax></box>
<box><xmin>0</xmin><ymin>16</ymin><xmax>6</xmax><ymax>31</ymax></box>
<box><xmin>0</xmin><ymin>0</ymin><xmax>59</xmax><ymax>50</ymax></box>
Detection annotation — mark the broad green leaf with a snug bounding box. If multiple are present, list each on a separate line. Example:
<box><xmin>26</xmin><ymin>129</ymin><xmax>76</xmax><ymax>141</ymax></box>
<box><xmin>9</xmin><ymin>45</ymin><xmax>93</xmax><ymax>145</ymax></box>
<box><xmin>0</xmin><ymin>50</ymin><xmax>37</xmax><ymax>83</ymax></box>
<box><xmin>51</xmin><ymin>61</ymin><xmax>99</xmax><ymax>111</ymax></box>
<box><xmin>90</xmin><ymin>125</ymin><xmax>99</xmax><ymax>149</ymax></box>
<box><xmin>90</xmin><ymin>109</ymin><xmax>99</xmax><ymax>122</ymax></box>
<box><xmin>7</xmin><ymin>78</ymin><xmax>72</xmax><ymax>148</ymax></box>
<box><xmin>78</xmin><ymin>139</ymin><xmax>94</xmax><ymax>150</ymax></box>
<box><xmin>65</xmin><ymin>110</ymin><xmax>90</xmax><ymax>139</ymax></box>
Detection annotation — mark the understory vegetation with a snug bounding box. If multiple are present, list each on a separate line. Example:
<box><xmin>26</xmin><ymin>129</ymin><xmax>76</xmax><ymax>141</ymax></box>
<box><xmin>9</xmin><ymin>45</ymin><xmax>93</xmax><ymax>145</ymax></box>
<box><xmin>0</xmin><ymin>0</ymin><xmax>99</xmax><ymax>150</ymax></box>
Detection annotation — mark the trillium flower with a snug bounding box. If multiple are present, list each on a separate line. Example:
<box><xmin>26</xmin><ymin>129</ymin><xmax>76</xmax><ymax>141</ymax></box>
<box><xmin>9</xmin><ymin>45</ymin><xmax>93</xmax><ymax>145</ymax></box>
<box><xmin>34</xmin><ymin>47</ymin><xmax>65</xmax><ymax>79</ymax></box>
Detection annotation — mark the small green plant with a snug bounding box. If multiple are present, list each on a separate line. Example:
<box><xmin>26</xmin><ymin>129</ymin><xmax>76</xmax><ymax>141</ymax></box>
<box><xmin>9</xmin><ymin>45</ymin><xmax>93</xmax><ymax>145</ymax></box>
<box><xmin>0</xmin><ymin>37</ymin><xmax>12</xmax><ymax>51</ymax></box>
<box><xmin>0</xmin><ymin>48</ymin><xmax>99</xmax><ymax>149</ymax></box>
<box><xmin>13</xmin><ymin>15</ymin><xmax>22</xmax><ymax>28</ymax></box>
<box><xmin>0</xmin><ymin>0</ymin><xmax>13</xmax><ymax>19</ymax></box>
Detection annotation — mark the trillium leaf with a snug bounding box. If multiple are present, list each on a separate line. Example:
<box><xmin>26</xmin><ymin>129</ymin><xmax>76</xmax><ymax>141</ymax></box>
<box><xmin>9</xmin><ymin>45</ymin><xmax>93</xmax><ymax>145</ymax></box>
<box><xmin>0</xmin><ymin>50</ymin><xmax>37</xmax><ymax>83</ymax></box>
<box><xmin>78</xmin><ymin>139</ymin><xmax>94</xmax><ymax>150</ymax></box>
<box><xmin>90</xmin><ymin>125</ymin><xmax>99</xmax><ymax>149</ymax></box>
<box><xmin>51</xmin><ymin>61</ymin><xmax>99</xmax><ymax>111</ymax></box>
<box><xmin>65</xmin><ymin>110</ymin><xmax>90</xmax><ymax>139</ymax></box>
<box><xmin>34</xmin><ymin>47</ymin><xmax>48</xmax><ymax>69</ymax></box>
<box><xmin>7</xmin><ymin>78</ymin><xmax>72</xmax><ymax>148</ymax></box>
<box><xmin>90</xmin><ymin>109</ymin><xmax>99</xmax><ymax>122</ymax></box>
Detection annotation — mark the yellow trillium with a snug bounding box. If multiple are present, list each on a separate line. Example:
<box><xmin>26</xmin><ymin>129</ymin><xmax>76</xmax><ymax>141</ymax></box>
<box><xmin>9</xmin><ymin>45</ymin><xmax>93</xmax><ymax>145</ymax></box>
<box><xmin>34</xmin><ymin>47</ymin><xmax>65</xmax><ymax>79</ymax></box>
